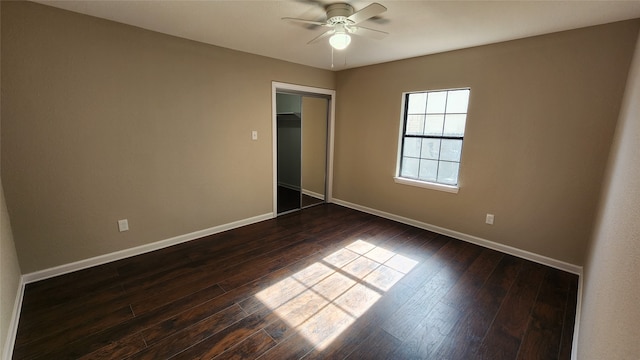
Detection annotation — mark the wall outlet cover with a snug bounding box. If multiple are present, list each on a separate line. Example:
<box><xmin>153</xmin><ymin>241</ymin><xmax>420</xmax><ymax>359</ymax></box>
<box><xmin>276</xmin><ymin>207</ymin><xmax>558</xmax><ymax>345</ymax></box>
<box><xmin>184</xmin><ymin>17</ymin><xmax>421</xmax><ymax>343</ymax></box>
<box><xmin>485</xmin><ymin>214</ymin><xmax>495</xmax><ymax>225</ymax></box>
<box><xmin>118</xmin><ymin>219</ymin><xmax>129</xmax><ymax>232</ymax></box>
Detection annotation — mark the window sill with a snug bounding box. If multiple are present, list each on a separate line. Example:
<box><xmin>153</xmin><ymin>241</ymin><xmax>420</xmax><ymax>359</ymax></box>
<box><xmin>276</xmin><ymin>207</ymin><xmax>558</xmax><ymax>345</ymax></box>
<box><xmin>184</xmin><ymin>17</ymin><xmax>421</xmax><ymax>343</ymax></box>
<box><xmin>393</xmin><ymin>177</ymin><xmax>459</xmax><ymax>194</ymax></box>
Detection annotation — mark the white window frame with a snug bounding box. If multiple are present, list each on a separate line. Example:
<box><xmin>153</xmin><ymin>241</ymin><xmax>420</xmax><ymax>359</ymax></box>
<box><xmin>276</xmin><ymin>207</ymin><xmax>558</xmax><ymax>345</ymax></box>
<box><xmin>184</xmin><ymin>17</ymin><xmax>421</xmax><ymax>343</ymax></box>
<box><xmin>394</xmin><ymin>88</ymin><xmax>470</xmax><ymax>194</ymax></box>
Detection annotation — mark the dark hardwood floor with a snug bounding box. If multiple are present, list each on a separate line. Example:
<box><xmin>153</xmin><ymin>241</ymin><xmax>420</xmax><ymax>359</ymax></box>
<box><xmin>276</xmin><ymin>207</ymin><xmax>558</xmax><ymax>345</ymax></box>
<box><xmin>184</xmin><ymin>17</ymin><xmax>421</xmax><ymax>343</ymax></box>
<box><xmin>13</xmin><ymin>204</ymin><xmax>578</xmax><ymax>359</ymax></box>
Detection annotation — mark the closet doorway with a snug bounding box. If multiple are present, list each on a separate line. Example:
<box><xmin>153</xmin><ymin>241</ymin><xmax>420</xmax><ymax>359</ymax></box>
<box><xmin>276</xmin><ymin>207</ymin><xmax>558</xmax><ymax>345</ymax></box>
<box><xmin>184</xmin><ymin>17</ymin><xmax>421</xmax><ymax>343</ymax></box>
<box><xmin>272</xmin><ymin>82</ymin><xmax>335</xmax><ymax>216</ymax></box>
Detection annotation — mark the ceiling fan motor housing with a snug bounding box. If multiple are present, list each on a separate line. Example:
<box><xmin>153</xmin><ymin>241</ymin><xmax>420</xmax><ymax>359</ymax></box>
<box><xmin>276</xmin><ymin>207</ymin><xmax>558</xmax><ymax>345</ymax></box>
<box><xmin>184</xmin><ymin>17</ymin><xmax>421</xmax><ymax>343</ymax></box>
<box><xmin>326</xmin><ymin>3</ymin><xmax>355</xmax><ymax>25</ymax></box>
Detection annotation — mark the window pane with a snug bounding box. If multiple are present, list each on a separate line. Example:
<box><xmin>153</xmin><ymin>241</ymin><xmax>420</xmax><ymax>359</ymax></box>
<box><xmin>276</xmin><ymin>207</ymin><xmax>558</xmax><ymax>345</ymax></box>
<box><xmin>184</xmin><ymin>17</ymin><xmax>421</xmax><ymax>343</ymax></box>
<box><xmin>401</xmin><ymin>157</ymin><xmax>419</xmax><ymax>178</ymax></box>
<box><xmin>407</xmin><ymin>93</ymin><xmax>427</xmax><ymax>114</ymax></box>
<box><xmin>446</xmin><ymin>89</ymin><xmax>470</xmax><ymax>113</ymax></box>
<box><xmin>443</xmin><ymin>114</ymin><xmax>466</xmax><ymax>137</ymax></box>
<box><xmin>424</xmin><ymin>115</ymin><xmax>444</xmax><ymax>136</ymax></box>
<box><xmin>426</xmin><ymin>91</ymin><xmax>447</xmax><ymax>114</ymax></box>
<box><xmin>440</xmin><ymin>139</ymin><xmax>462</xmax><ymax>162</ymax></box>
<box><xmin>405</xmin><ymin>115</ymin><xmax>425</xmax><ymax>135</ymax></box>
<box><xmin>399</xmin><ymin>88</ymin><xmax>470</xmax><ymax>188</ymax></box>
<box><xmin>437</xmin><ymin>162</ymin><xmax>459</xmax><ymax>185</ymax></box>
<box><xmin>420</xmin><ymin>138</ymin><xmax>440</xmax><ymax>160</ymax></box>
<box><xmin>419</xmin><ymin>159</ymin><xmax>438</xmax><ymax>182</ymax></box>
<box><xmin>403</xmin><ymin>138</ymin><xmax>421</xmax><ymax>157</ymax></box>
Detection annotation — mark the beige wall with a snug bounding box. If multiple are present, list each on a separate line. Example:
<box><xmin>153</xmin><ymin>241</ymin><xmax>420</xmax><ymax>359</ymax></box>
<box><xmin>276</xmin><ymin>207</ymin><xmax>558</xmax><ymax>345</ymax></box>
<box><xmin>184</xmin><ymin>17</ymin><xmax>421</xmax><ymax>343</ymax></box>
<box><xmin>302</xmin><ymin>96</ymin><xmax>327</xmax><ymax>196</ymax></box>
<box><xmin>1</xmin><ymin>1</ymin><xmax>334</xmax><ymax>273</ymax></box>
<box><xmin>1</xmin><ymin>2</ymin><xmax>23</xmax><ymax>356</ymax></box>
<box><xmin>333</xmin><ymin>20</ymin><xmax>640</xmax><ymax>266</ymax></box>
<box><xmin>578</xmin><ymin>30</ymin><xmax>640</xmax><ymax>359</ymax></box>
<box><xmin>1</xmin><ymin>184</ymin><xmax>21</xmax><ymax>359</ymax></box>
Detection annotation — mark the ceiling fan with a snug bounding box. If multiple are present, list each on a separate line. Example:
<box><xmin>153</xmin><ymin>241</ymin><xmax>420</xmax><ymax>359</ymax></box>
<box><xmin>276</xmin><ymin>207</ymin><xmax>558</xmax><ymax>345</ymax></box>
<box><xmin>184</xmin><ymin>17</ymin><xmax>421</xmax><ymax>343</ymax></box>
<box><xmin>282</xmin><ymin>2</ymin><xmax>388</xmax><ymax>50</ymax></box>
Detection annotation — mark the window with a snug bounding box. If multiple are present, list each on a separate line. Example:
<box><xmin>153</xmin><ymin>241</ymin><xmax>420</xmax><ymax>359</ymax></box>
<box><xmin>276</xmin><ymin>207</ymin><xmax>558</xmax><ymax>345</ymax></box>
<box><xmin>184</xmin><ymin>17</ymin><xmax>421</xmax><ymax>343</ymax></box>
<box><xmin>396</xmin><ymin>88</ymin><xmax>470</xmax><ymax>192</ymax></box>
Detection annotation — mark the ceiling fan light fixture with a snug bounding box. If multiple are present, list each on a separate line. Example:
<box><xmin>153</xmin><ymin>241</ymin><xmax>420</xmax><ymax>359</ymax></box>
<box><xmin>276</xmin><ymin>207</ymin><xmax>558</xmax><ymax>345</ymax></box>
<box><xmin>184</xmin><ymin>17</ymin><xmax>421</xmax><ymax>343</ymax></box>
<box><xmin>329</xmin><ymin>31</ymin><xmax>351</xmax><ymax>50</ymax></box>
<box><xmin>284</xmin><ymin>2</ymin><xmax>388</xmax><ymax>53</ymax></box>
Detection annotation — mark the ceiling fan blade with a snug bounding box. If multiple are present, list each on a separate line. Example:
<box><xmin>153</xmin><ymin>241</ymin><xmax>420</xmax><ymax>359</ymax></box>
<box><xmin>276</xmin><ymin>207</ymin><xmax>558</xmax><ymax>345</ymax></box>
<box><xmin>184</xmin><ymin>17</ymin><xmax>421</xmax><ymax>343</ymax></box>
<box><xmin>351</xmin><ymin>26</ymin><xmax>389</xmax><ymax>40</ymax></box>
<box><xmin>347</xmin><ymin>3</ymin><xmax>387</xmax><ymax>25</ymax></box>
<box><xmin>282</xmin><ymin>17</ymin><xmax>329</xmax><ymax>27</ymax></box>
<box><xmin>308</xmin><ymin>29</ymin><xmax>335</xmax><ymax>45</ymax></box>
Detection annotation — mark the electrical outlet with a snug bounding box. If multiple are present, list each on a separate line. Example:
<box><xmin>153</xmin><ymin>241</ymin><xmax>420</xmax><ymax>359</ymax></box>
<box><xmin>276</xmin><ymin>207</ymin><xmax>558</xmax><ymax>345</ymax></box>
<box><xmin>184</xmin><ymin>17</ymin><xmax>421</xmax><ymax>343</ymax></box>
<box><xmin>485</xmin><ymin>214</ymin><xmax>495</xmax><ymax>225</ymax></box>
<box><xmin>118</xmin><ymin>219</ymin><xmax>129</xmax><ymax>232</ymax></box>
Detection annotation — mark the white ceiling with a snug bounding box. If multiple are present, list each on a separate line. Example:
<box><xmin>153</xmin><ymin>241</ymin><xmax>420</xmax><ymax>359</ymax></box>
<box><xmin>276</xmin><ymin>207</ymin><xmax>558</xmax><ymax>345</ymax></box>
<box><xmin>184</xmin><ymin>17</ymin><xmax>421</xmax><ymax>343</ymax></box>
<box><xmin>34</xmin><ymin>0</ymin><xmax>640</xmax><ymax>71</ymax></box>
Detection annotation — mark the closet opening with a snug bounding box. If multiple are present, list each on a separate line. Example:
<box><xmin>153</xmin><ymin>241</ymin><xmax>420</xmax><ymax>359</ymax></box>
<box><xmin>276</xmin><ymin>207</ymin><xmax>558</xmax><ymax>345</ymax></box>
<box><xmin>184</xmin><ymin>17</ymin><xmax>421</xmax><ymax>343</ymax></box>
<box><xmin>272</xmin><ymin>82</ymin><xmax>335</xmax><ymax>216</ymax></box>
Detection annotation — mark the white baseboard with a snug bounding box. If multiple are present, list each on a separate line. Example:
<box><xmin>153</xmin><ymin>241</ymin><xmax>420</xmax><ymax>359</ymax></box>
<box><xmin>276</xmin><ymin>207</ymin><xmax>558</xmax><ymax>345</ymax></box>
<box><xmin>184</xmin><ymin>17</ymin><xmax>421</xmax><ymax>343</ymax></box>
<box><xmin>571</xmin><ymin>274</ymin><xmax>584</xmax><ymax>360</ymax></box>
<box><xmin>302</xmin><ymin>189</ymin><xmax>324</xmax><ymax>200</ymax></box>
<box><xmin>2</xmin><ymin>277</ymin><xmax>25</xmax><ymax>360</ymax></box>
<box><xmin>331</xmin><ymin>198</ymin><xmax>583</xmax><ymax>275</ymax></box>
<box><xmin>22</xmin><ymin>212</ymin><xmax>273</xmax><ymax>284</ymax></box>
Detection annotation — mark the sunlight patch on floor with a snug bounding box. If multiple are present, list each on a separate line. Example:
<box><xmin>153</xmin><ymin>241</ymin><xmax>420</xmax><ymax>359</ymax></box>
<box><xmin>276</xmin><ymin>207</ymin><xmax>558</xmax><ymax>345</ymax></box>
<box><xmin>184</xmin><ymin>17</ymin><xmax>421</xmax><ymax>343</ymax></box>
<box><xmin>256</xmin><ymin>239</ymin><xmax>419</xmax><ymax>350</ymax></box>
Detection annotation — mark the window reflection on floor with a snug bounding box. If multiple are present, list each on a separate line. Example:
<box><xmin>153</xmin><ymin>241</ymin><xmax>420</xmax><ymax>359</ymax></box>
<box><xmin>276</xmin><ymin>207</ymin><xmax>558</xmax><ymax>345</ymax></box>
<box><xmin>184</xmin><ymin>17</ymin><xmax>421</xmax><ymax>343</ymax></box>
<box><xmin>256</xmin><ymin>240</ymin><xmax>419</xmax><ymax>350</ymax></box>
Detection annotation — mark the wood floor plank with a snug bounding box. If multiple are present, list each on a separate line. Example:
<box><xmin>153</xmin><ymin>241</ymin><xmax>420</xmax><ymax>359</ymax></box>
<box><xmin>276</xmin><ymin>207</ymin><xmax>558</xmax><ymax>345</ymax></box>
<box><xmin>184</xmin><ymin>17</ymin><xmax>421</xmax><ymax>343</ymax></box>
<box><xmin>113</xmin><ymin>245</ymin><xmax>196</xmax><ymax>284</ymax></box>
<box><xmin>196</xmin><ymin>232</ymin><xmax>314</xmax><ymax>279</ymax></box>
<box><xmin>394</xmin><ymin>236</ymin><xmax>452</xmax><ymax>290</ymax></box>
<box><xmin>218</xmin><ymin>239</ymin><xmax>324</xmax><ymax>291</ymax></box>
<box><xmin>344</xmin><ymin>326</ymin><xmax>402</xmax><ymax>360</ymax></box>
<box><xmin>267</xmin><ymin>265</ymin><xmax>417</xmax><ymax>359</ymax></box>
<box><xmin>261</xmin><ymin>316</ymin><xmax>294</xmax><ymax>344</ymax></box>
<box><xmin>167</xmin><ymin>306</ymin><xmax>279</xmax><ymax>359</ymax></box>
<box><xmin>32</xmin><ymin>283</ymin><xmax>230</xmax><ymax>359</ymax></box>
<box><xmin>13</xmin><ymin>305</ymin><xmax>135</xmax><ymax>360</ymax></box>
<box><xmin>431</xmin><ymin>254</ymin><xmax>523</xmax><ymax>359</ymax></box>
<box><xmin>129</xmin><ymin>304</ymin><xmax>248</xmax><ymax>360</ymax></box>
<box><xmin>214</xmin><ymin>329</ymin><xmax>277</xmax><ymax>360</ymax></box>
<box><xmin>440</xmin><ymin>248</ymin><xmax>504</xmax><ymax>311</ymax></box>
<box><xmin>299</xmin><ymin>281</ymin><xmax>413</xmax><ymax>360</ymax></box>
<box><xmin>391</xmin><ymin>301</ymin><xmax>462</xmax><ymax>359</ymax></box>
<box><xmin>186</xmin><ymin>210</ymin><xmax>334</xmax><ymax>265</ymax></box>
<box><xmin>382</xmin><ymin>240</ymin><xmax>482</xmax><ymax>340</ymax></box>
<box><xmin>77</xmin><ymin>333</ymin><xmax>147</xmax><ymax>360</ymax></box>
<box><xmin>21</xmin><ymin>263</ymin><xmax>119</xmax><ymax>299</ymax></box>
<box><xmin>16</xmin><ymin>284</ymin><xmax>128</xmax><ymax>344</ymax></box>
<box><xmin>516</xmin><ymin>269</ymin><xmax>571</xmax><ymax>359</ymax></box>
<box><xmin>186</xmin><ymin>215</ymin><xmax>293</xmax><ymax>255</ymax></box>
<box><xmin>140</xmin><ymin>288</ymin><xmax>237</xmax><ymax>345</ymax></box>
<box><xmin>283</xmin><ymin>217</ymin><xmax>411</xmax><ymax>278</ymax></box>
<box><xmin>142</xmin><ymin>267</ymin><xmax>292</xmax><ymax>345</ymax></box>
<box><xmin>194</xmin><ymin>232</ymin><xmax>311</xmax><ymax>275</ymax></box>
<box><xmin>121</xmin><ymin>264</ymin><xmax>205</xmax><ymax>294</ymax></box>
<box><xmin>20</xmin><ymin>266</ymin><xmax>121</xmax><ymax>314</ymax></box>
<box><xmin>476</xmin><ymin>261</ymin><xmax>547</xmax><ymax>359</ymax></box>
<box><xmin>128</xmin><ymin>273</ymin><xmax>224</xmax><ymax>315</ymax></box>
<box><xmin>255</xmin><ymin>331</ymin><xmax>315</xmax><ymax>360</ymax></box>
<box><xmin>12</xmin><ymin>204</ymin><xmax>578</xmax><ymax>360</ymax></box>
<box><xmin>252</xmin><ymin>224</ymin><xmax>422</xmax><ymax>351</ymax></box>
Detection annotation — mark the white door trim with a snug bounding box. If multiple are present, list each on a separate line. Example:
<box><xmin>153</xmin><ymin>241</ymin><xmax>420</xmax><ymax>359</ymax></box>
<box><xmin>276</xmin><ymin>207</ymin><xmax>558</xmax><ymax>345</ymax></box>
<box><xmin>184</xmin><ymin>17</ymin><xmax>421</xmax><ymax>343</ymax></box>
<box><xmin>272</xmin><ymin>82</ymin><xmax>336</xmax><ymax>216</ymax></box>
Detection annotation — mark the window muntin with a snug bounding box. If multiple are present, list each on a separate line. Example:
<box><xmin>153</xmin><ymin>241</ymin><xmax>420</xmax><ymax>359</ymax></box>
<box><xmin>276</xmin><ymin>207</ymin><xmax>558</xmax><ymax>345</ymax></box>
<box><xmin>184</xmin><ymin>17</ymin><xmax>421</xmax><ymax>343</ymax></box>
<box><xmin>398</xmin><ymin>88</ymin><xmax>470</xmax><ymax>187</ymax></box>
